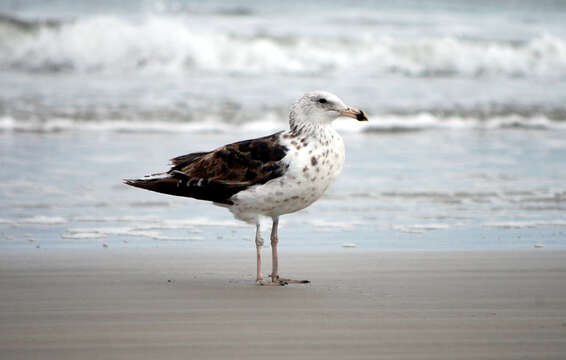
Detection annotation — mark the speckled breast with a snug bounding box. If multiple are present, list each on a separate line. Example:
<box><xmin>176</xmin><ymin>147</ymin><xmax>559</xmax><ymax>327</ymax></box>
<box><xmin>230</xmin><ymin>128</ymin><xmax>345</xmax><ymax>218</ymax></box>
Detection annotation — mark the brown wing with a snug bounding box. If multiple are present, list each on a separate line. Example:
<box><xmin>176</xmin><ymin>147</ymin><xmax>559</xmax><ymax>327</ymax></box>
<box><xmin>124</xmin><ymin>132</ymin><xmax>289</xmax><ymax>205</ymax></box>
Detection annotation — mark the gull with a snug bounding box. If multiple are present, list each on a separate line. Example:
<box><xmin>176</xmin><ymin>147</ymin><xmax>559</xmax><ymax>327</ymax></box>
<box><xmin>125</xmin><ymin>91</ymin><xmax>367</xmax><ymax>285</ymax></box>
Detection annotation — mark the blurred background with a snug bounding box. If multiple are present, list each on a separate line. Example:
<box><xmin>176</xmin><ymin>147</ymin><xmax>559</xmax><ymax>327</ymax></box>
<box><xmin>1</xmin><ymin>0</ymin><xmax>565</xmax><ymax>250</ymax></box>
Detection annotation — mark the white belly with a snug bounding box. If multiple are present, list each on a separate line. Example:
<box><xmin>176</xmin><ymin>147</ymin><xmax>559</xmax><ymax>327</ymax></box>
<box><xmin>229</xmin><ymin>128</ymin><xmax>345</xmax><ymax>223</ymax></box>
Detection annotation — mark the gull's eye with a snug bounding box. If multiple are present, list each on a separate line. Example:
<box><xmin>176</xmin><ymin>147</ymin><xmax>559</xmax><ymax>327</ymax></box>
<box><xmin>318</xmin><ymin>98</ymin><xmax>327</xmax><ymax>104</ymax></box>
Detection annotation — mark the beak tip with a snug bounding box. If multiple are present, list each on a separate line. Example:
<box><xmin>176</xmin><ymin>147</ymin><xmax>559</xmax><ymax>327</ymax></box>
<box><xmin>356</xmin><ymin>111</ymin><xmax>368</xmax><ymax>122</ymax></box>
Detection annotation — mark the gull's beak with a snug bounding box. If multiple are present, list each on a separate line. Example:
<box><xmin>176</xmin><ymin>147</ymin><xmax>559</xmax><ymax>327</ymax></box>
<box><xmin>338</xmin><ymin>107</ymin><xmax>368</xmax><ymax>121</ymax></box>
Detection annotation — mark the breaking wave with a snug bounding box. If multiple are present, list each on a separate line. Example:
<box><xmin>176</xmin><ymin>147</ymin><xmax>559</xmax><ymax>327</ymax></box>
<box><xmin>1</xmin><ymin>13</ymin><xmax>566</xmax><ymax>77</ymax></box>
<box><xmin>2</xmin><ymin>113</ymin><xmax>565</xmax><ymax>133</ymax></box>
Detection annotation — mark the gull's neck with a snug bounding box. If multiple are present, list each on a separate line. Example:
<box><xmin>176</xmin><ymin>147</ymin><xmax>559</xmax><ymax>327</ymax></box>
<box><xmin>288</xmin><ymin>110</ymin><xmax>334</xmax><ymax>138</ymax></box>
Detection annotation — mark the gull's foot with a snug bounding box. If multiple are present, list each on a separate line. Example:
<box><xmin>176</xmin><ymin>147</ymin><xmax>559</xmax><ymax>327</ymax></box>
<box><xmin>270</xmin><ymin>275</ymin><xmax>310</xmax><ymax>284</ymax></box>
<box><xmin>257</xmin><ymin>279</ymin><xmax>287</xmax><ymax>286</ymax></box>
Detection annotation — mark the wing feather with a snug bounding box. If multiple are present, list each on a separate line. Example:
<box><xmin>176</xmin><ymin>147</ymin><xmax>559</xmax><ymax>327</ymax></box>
<box><xmin>125</xmin><ymin>131</ymin><xmax>288</xmax><ymax>204</ymax></box>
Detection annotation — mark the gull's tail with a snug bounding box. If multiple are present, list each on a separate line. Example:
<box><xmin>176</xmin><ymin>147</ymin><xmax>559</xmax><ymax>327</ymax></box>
<box><xmin>124</xmin><ymin>171</ymin><xmax>244</xmax><ymax>205</ymax></box>
<box><xmin>123</xmin><ymin>172</ymin><xmax>179</xmax><ymax>195</ymax></box>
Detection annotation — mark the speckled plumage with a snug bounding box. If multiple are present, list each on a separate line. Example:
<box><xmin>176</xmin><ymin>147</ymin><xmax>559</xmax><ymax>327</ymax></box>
<box><xmin>228</xmin><ymin>121</ymin><xmax>345</xmax><ymax>224</ymax></box>
<box><xmin>125</xmin><ymin>90</ymin><xmax>367</xmax><ymax>285</ymax></box>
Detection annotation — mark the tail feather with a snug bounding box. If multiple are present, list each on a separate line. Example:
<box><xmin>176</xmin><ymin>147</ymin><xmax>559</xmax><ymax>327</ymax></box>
<box><xmin>123</xmin><ymin>172</ymin><xmax>244</xmax><ymax>205</ymax></box>
<box><xmin>123</xmin><ymin>173</ymin><xmax>179</xmax><ymax>195</ymax></box>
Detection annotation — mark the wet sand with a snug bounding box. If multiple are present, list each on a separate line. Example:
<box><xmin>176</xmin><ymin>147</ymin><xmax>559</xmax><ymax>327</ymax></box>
<box><xmin>1</xmin><ymin>249</ymin><xmax>566</xmax><ymax>359</ymax></box>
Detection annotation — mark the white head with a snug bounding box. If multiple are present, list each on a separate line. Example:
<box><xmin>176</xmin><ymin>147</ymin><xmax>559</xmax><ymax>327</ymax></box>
<box><xmin>289</xmin><ymin>90</ymin><xmax>367</xmax><ymax>133</ymax></box>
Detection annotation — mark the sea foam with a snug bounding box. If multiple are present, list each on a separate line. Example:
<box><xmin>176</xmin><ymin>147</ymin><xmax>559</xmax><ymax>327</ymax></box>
<box><xmin>2</xmin><ymin>113</ymin><xmax>566</xmax><ymax>133</ymax></box>
<box><xmin>1</xmin><ymin>14</ymin><xmax>566</xmax><ymax>77</ymax></box>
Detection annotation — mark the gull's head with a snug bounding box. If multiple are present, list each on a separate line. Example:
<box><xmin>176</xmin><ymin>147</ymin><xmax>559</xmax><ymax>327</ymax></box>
<box><xmin>289</xmin><ymin>90</ymin><xmax>368</xmax><ymax>130</ymax></box>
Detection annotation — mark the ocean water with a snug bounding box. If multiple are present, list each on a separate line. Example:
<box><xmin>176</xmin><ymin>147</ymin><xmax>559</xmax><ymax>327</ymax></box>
<box><xmin>1</xmin><ymin>0</ymin><xmax>565</xmax><ymax>250</ymax></box>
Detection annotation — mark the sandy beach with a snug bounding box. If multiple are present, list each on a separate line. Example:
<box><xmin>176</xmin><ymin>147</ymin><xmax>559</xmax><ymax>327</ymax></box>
<box><xmin>1</xmin><ymin>249</ymin><xmax>565</xmax><ymax>359</ymax></box>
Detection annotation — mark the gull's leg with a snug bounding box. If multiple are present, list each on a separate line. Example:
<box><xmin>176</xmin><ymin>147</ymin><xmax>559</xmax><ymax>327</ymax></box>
<box><xmin>255</xmin><ymin>223</ymin><xmax>263</xmax><ymax>283</ymax></box>
<box><xmin>270</xmin><ymin>217</ymin><xmax>280</xmax><ymax>282</ymax></box>
<box><xmin>256</xmin><ymin>222</ymin><xmax>285</xmax><ymax>286</ymax></box>
<box><xmin>269</xmin><ymin>217</ymin><xmax>310</xmax><ymax>285</ymax></box>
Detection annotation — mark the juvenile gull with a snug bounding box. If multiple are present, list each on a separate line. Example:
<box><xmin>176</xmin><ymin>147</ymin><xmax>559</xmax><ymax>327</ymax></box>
<box><xmin>125</xmin><ymin>91</ymin><xmax>367</xmax><ymax>285</ymax></box>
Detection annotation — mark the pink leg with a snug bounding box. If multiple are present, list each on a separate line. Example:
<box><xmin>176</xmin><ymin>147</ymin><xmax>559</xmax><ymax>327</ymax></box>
<box><xmin>269</xmin><ymin>217</ymin><xmax>309</xmax><ymax>285</ymax></box>
<box><xmin>256</xmin><ymin>222</ymin><xmax>285</xmax><ymax>286</ymax></box>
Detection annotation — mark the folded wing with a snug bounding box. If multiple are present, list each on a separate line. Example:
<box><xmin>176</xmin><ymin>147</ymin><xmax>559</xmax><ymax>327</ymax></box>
<box><xmin>124</xmin><ymin>132</ymin><xmax>288</xmax><ymax>205</ymax></box>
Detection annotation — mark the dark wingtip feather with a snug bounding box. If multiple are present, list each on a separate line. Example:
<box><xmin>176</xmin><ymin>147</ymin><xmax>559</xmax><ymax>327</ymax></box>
<box><xmin>123</xmin><ymin>179</ymin><xmax>139</xmax><ymax>186</ymax></box>
<box><xmin>123</xmin><ymin>178</ymin><xmax>157</xmax><ymax>190</ymax></box>
<box><xmin>122</xmin><ymin>175</ymin><xmax>238</xmax><ymax>205</ymax></box>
